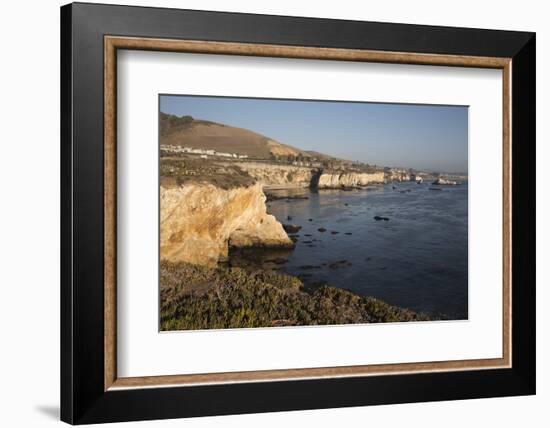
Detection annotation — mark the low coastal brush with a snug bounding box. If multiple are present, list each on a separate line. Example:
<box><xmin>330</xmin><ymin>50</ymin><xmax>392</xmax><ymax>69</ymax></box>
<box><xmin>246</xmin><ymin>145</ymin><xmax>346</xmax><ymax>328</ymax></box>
<box><xmin>160</xmin><ymin>260</ymin><xmax>432</xmax><ymax>331</ymax></box>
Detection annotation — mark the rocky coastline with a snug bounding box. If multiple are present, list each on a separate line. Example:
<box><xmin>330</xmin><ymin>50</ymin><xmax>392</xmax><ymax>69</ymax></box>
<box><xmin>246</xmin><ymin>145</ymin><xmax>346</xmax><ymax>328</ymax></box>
<box><xmin>159</xmin><ymin>158</ymin><xmax>437</xmax><ymax>329</ymax></box>
<box><xmin>160</xmin><ymin>158</ymin><xmax>393</xmax><ymax>265</ymax></box>
<box><xmin>160</xmin><ymin>161</ymin><xmax>391</xmax><ymax>266</ymax></box>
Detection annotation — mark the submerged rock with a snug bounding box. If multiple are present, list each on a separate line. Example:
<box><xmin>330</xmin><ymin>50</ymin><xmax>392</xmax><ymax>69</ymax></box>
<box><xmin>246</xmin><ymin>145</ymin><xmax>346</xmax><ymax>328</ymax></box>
<box><xmin>265</xmin><ymin>192</ymin><xmax>310</xmax><ymax>202</ymax></box>
<box><xmin>328</xmin><ymin>260</ymin><xmax>349</xmax><ymax>269</ymax></box>
<box><xmin>283</xmin><ymin>224</ymin><xmax>302</xmax><ymax>233</ymax></box>
<box><xmin>299</xmin><ymin>265</ymin><xmax>321</xmax><ymax>270</ymax></box>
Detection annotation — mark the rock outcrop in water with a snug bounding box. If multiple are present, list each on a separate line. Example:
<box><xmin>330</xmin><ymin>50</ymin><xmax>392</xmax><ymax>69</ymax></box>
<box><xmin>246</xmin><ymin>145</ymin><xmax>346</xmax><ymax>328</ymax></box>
<box><xmin>160</xmin><ymin>182</ymin><xmax>293</xmax><ymax>266</ymax></box>
<box><xmin>315</xmin><ymin>171</ymin><xmax>385</xmax><ymax>188</ymax></box>
<box><xmin>432</xmin><ymin>178</ymin><xmax>458</xmax><ymax>185</ymax></box>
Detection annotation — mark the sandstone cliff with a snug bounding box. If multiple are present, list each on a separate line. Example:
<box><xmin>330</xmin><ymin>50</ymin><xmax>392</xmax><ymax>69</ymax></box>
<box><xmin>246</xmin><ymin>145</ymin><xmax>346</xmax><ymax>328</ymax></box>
<box><xmin>237</xmin><ymin>164</ymin><xmax>386</xmax><ymax>189</ymax></box>
<box><xmin>160</xmin><ymin>183</ymin><xmax>293</xmax><ymax>267</ymax></box>
<box><xmin>316</xmin><ymin>171</ymin><xmax>385</xmax><ymax>188</ymax></box>
<box><xmin>385</xmin><ymin>171</ymin><xmax>411</xmax><ymax>182</ymax></box>
<box><xmin>236</xmin><ymin>162</ymin><xmax>314</xmax><ymax>188</ymax></box>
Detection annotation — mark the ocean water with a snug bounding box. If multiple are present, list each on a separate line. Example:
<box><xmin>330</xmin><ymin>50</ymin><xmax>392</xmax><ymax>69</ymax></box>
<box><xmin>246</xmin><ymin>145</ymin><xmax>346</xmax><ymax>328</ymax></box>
<box><xmin>229</xmin><ymin>181</ymin><xmax>468</xmax><ymax>319</ymax></box>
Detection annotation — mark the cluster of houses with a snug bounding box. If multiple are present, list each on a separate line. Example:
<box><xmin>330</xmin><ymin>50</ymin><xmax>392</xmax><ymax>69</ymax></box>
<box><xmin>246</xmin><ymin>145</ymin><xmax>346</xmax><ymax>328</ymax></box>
<box><xmin>160</xmin><ymin>145</ymin><xmax>248</xmax><ymax>159</ymax></box>
<box><xmin>291</xmin><ymin>159</ymin><xmax>323</xmax><ymax>168</ymax></box>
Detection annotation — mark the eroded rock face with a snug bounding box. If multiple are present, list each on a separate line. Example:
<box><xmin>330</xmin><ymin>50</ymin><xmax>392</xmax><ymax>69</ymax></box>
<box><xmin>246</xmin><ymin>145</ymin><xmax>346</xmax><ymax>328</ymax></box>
<box><xmin>316</xmin><ymin>171</ymin><xmax>385</xmax><ymax>188</ymax></box>
<box><xmin>385</xmin><ymin>171</ymin><xmax>411</xmax><ymax>182</ymax></box>
<box><xmin>160</xmin><ymin>183</ymin><xmax>293</xmax><ymax>266</ymax></box>
<box><xmin>237</xmin><ymin>163</ymin><xmax>314</xmax><ymax>187</ymax></box>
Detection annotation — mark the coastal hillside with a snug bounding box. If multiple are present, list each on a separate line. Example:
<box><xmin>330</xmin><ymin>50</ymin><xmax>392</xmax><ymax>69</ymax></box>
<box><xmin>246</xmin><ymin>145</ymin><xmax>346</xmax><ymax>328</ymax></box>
<box><xmin>160</xmin><ymin>112</ymin><xmax>335</xmax><ymax>160</ymax></box>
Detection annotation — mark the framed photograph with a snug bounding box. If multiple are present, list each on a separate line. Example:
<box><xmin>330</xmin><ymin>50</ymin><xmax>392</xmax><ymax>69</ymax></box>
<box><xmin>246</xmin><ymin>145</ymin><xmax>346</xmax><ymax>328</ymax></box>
<box><xmin>61</xmin><ymin>2</ymin><xmax>535</xmax><ymax>424</ymax></box>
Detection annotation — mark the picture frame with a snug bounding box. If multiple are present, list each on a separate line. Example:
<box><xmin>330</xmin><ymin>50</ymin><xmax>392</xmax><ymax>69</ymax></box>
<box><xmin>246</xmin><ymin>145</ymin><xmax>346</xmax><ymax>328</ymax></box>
<box><xmin>61</xmin><ymin>2</ymin><xmax>535</xmax><ymax>424</ymax></box>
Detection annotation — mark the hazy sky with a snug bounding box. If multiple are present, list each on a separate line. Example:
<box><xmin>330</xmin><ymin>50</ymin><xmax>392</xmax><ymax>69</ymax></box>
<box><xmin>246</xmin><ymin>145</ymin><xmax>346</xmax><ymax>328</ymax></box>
<box><xmin>160</xmin><ymin>95</ymin><xmax>468</xmax><ymax>173</ymax></box>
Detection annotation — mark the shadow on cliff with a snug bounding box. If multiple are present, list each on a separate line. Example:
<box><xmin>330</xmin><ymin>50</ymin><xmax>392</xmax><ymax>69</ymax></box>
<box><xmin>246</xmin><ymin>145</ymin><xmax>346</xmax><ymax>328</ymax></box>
<box><xmin>309</xmin><ymin>169</ymin><xmax>323</xmax><ymax>191</ymax></box>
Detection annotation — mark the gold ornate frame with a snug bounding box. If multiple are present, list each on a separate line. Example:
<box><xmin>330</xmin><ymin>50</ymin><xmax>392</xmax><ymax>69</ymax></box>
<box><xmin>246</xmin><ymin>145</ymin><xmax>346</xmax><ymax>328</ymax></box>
<box><xmin>103</xmin><ymin>36</ymin><xmax>512</xmax><ymax>391</ymax></box>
